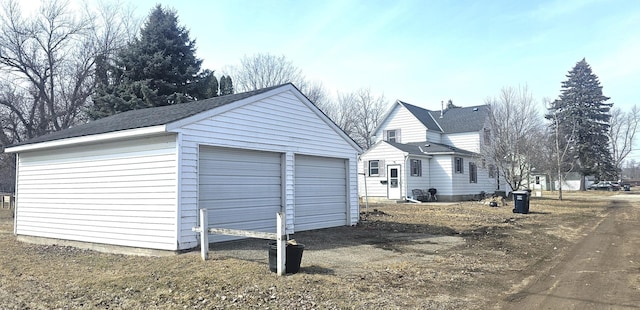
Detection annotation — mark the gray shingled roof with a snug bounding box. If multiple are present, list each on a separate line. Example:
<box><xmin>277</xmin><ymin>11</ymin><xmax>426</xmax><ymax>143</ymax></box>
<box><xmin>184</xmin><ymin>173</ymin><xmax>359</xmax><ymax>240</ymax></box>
<box><xmin>10</xmin><ymin>84</ymin><xmax>285</xmax><ymax>147</ymax></box>
<box><xmin>400</xmin><ymin>102</ymin><xmax>489</xmax><ymax>134</ymax></box>
<box><xmin>434</xmin><ymin>105</ymin><xmax>489</xmax><ymax>133</ymax></box>
<box><xmin>399</xmin><ymin>101</ymin><xmax>441</xmax><ymax>131</ymax></box>
<box><xmin>386</xmin><ymin>141</ymin><xmax>476</xmax><ymax>156</ymax></box>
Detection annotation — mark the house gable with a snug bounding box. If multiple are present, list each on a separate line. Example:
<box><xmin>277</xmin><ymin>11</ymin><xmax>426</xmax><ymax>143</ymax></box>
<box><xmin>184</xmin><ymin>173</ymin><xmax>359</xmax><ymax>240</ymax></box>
<box><xmin>374</xmin><ymin>101</ymin><xmax>437</xmax><ymax>144</ymax></box>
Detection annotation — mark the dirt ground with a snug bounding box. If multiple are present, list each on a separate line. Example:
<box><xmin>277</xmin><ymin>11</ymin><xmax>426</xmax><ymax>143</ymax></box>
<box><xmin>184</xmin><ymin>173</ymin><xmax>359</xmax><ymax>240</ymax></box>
<box><xmin>0</xmin><ymin>190</ymin><xmax>638</xmax><ymax>309</ymax></box>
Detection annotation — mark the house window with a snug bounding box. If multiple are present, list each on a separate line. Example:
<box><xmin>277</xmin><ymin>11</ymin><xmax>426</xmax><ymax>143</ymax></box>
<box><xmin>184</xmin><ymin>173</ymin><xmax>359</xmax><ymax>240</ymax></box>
<box><xmin>385</xmin><ymin>129</ymin><xmax>400</xmax><ymax>143</ymax></box>
<box><xmin>469</xmin><ymin>162</ymin><xmax>477</xmax><ymax>183</ymax></box>
<box><xmin>454</xmin><ymin>157</ymin><xmax>464</xmax><ymax>174</ymax></box>
<box><xmin>488</xmin><ymin>164</ymin><xmax>495</xmax><ymax>178</ymax></box>
<box><xmin>410</xmin><ymin>159</ymin><xmax>422</xmax><ymax>176</ymax></box>
<box><xmin>535</xmin><ymin>176</ymin><xmax>540</xmax><ymax>184</ymax></box>
<box><xmin>369</xmin><ymin>160</ymin><xmax>380</xmax><ymax>176</ymax></box>
<box><xmin>484</xmin><ymin>129</ymin><xmax>491</xmax><ymax>145</ymax></box>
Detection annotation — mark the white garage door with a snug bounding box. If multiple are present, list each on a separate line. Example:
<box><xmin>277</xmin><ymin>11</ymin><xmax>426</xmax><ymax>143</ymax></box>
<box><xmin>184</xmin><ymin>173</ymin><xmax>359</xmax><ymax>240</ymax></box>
<box><xmin>199</xmin><ymin>146</ymin><xmax>281</xmax><ymax>242</ymax></box>
<box><xmin>295</xmin><ymin>155</ymin><xmax>347</xmax><ymax>231</ymax></box>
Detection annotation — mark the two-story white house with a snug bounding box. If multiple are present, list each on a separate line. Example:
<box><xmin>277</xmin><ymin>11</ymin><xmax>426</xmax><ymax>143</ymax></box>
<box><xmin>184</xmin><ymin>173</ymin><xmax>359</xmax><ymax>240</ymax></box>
<box><xmin>359</xmin><ymin>100</ymin><xmax>499</xmax><ymax>202</ymax></box>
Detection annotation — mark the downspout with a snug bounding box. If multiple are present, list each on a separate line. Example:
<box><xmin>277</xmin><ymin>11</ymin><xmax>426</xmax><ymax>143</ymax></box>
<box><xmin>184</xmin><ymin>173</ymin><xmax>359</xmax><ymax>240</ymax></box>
<box><xmin>359</xmin><ymin>154</ymin><xmax>369</xmax><ymax>214</ymax></box>
<box><xmin>13</xmin><ymin>153</ymin><xmax>18</xmax><ymax>235</ymax></box>
<box><xmin>404</xmin><ymin>154</ymin><xmax>409</xmax><ymax>200</ymax></box>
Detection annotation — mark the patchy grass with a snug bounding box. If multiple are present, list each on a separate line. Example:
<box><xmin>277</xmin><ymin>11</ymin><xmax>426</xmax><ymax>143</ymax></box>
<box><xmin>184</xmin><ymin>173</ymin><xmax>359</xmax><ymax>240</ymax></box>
<box><xmin>0</xmin><ymin>191</ymin><xmax>616</xmax><ymax>309</ymax></box>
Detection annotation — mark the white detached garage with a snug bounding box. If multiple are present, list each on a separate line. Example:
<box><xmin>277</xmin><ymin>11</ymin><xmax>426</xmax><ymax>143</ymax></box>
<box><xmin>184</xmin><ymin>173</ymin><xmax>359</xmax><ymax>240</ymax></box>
<box><xmin>5</xmin><ymin>84</ymin><xmax>362</xmax><ymax>253</ymax></box>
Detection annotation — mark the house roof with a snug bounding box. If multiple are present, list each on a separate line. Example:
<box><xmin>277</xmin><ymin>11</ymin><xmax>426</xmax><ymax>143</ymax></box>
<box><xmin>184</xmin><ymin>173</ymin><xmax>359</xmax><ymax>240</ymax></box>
<box><xmin>386</xmin><ymin>141</ymin><xmax>477</xmax><ymax>156</ymax></box>
<box><xmin>398</xmin><ymin>101</ymin><xmax>489</xmax><ymax>134</ymax></box>
<box><xmin>435</xmin><ymin>104</ymin><xmax>489</xmax><ymax>133</ymax></box>
<box><xmin>8</xmin><ymin>84</ymin><xmax>288</xmax><ymax>148</ymax></box>
<box><xmin>398</xmin><ymin>101</ymin><xmax>441</xmax><ymax>131</ymax></box>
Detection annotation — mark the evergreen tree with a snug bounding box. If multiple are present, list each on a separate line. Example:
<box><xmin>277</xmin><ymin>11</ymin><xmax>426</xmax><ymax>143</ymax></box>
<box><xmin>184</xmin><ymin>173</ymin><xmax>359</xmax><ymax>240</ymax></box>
<box><xmin>193</xmin><ymin>69</ymin><xmax>219</xmax><ymax>99</ymax></box>
<box><xmin>219</xmin><ymin>75</ymin><xmax>234</xmax><ymax>96</ymax></box>
<box><xmin>90</xmin><ymin>5</ymin><xmax>211</xmax><ymax>119</ymax></box>
<box><xmin>546</xmin><ymin>58</ymin><xmax>616</xmax><ymax>186</ymax></box>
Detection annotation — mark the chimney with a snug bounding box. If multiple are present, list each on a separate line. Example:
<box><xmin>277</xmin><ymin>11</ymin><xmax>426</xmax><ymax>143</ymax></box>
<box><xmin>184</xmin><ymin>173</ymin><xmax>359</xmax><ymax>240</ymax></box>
<box><xmin>440</xmin><ymin>100</ymin><xmax>444</xmax><ymax>118</ymax></box>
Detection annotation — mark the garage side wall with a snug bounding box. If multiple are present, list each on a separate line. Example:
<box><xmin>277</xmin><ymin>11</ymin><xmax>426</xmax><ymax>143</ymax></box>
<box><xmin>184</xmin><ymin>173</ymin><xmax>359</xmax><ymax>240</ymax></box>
<box><xmin>175</xmin><ymin>90</ymin><xmax>359</xmax><ymax>249</ymax></box>
<box><xmin>14</xmin><ymin>135</ymin><xmax>179</xmax><ymax>250</ymax></box>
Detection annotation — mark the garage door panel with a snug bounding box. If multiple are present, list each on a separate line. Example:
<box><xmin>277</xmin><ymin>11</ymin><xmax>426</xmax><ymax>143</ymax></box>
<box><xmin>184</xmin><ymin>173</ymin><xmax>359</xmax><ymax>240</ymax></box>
<box><xmin>200</xmin><ymin>184</ymin><xmax>281</xmax><ymax>200</ymax></box>
<box><xmin>296</xmin><ymin>186</ymin><xmax>346</xmax><ymax>198</ymax></box>
<box><xmin>203</xmin><ymin>203</ymin><xmax>281</xmax><ymax>219</ymax></box>
<box><xmin>199</xmin><ymin>175</ymin><xmax>281</xmax><ymax>185</ymax></box>
<box><xmin>199</xmin><ymin>163</ymin><xmax>280</xmax><ymax>175</ymax></box>
<box><xmin>295</xmin><ymin>197</ymin><xmax>346</xmax><ymax>205</ymax></box>
<box><xmin>295</xmin><ymin>155</ymin><xmax>347</xmax><ymax>231</ymax></box>
<box><xmin>296</xmin><ymin>203</ymin><xmax>346</xmax><ymax>216</ymax></box>
<box><xmin>199</xmin><ymin>146</ymin><xmax>281</xmax><ymax>242</ymax></box>
<box><xmin>199</xmin><ymin>197</ymin><xmax>281</xmax><ymax>209</ymax></box>
<box><xmin>295</xmin><ymin>178</ymin><xmax>347</xmax><ymax>186</ymax></box>
<box><xmin>294</xmin><ymin>214</ymin><xmax>346</xmax><ymax>228</ymax></box>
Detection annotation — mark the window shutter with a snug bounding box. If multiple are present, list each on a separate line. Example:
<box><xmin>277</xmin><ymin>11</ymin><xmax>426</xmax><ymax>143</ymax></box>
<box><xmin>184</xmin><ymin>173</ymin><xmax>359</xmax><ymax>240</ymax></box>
<box><xmin>383</xmin><ymin>130</ymin><xmax>388</xmax><ymax>141</ymax></box>
<box><xmin>469</xmin><ymin>163</ymin><xmax>473</xmax><ymax>182</ymax></box>
<box><xmin>379</xmin><ymin>160</ymin><xmax>386</xmax><ymax>177</ymax></box>
<box><xmin>396</xmin><ymin>129</ymin><xmax>401</xmax><ymax>143</ymax></box>
<box><xmin>364</xmin><ymin>161</ymin><xmax>369</xmax><ymax>176</ymax></box>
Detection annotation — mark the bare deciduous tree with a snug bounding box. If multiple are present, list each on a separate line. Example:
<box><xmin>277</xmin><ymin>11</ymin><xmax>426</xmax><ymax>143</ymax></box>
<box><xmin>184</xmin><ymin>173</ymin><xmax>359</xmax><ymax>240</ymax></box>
<box><xmin>547</xmin><ymin>99</ymin><xmax>577</xmax><ymax>200</ymax></box>
<box><xmin>231</xmin><ymin>53</ymin><xmax>305</xmax><ymax>92</ymax></box>
<box><xmin>228</xmin><ymin>53</ymin><xmax>331</xmax><ymax>107</ymax></box>
<box><xmin>483</xmin><ymin>85</ymin><xmax>542</xmax><ymax>191</ymax></box>
<box><xmin>0</xmin><ymin>0</ymin><xmax>136</xmax><ymax>143</ymax></box>
<box><xmin>345</xmin><ymin>88</ymin><xmax>386</xmax><ymax>149</ymax></box>
<box><xmin>609</xmin><ymin>105</ymin><xmax>639</xmax><ymax>172</ymax></box>
<box><xmin>0</xmin><ymin>0</ymin><xmax>137</xmax><ymax>191</ymax></box>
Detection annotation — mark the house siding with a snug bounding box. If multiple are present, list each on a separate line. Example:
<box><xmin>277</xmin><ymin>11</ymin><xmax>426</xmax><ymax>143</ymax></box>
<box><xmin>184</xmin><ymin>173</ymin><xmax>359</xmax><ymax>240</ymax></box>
<box><xmin>14</xmin><ymin>134</ymin><xmax>178</xmax><ymax>250</ymax></box>
<box><xmin>426</xmin><ymin>130</ymin><xmax>442</xmax><ymax>143</ymax></box>
<box><xmin>174</xmin><ymin>90</ymin><xmax>359</xmax><ymax>249</ymax></box>
<box><xmin>429</xmin><ymin>155</ymin><xmax>454</xmax><ymax>197</ymax></box>
<box><xmin>375</xmin><ymin>105</ymin><xmax>427</xmax><ymax>143</ymax></box>
<box><xmin>433</xmin><ymin>155</ymin><xmax>496</xmax><ymax>201</ymax></box>
<box><xmin>405</xmin><ymin>156</ymin><xmax>431</xmax><ymax>194</ymax></box>
<box><xmin>442</xmin><ymin>132</ymin><xmax>481</xmax><ymax>153</ymax></box>
<box><xmin>358</xmin><ymin>143</ymin><xmax>406</xmax><ymax>199</ymax></box>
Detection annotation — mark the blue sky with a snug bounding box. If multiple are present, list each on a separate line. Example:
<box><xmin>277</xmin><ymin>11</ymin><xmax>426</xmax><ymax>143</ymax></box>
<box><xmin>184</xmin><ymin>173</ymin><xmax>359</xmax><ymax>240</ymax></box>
<box><xmin>127</xmin><ymin>0</ymin><xmax>639</xmax><ymax>112</ymax></box>
<box><xmin>20</xmin><ymin>0</ymin><xmax>640</xmax><ymax>111</ymax></box>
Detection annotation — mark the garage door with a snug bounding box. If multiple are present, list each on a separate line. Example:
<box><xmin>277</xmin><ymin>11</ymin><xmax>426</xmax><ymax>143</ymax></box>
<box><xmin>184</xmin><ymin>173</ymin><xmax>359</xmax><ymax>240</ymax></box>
<box><xmin>295</xmin><ymin>155</ymin><xmax>347</xmax><ymax>231</ymax></box>
<box><xmin>199</xmin><ymin>146</ymin><xmax>281</xmax><ymax>242</ymax></box>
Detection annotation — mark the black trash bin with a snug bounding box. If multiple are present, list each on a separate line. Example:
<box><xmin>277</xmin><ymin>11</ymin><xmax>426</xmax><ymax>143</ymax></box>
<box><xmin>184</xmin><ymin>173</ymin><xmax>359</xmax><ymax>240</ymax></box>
<box><xmin>624</xmin><ymin>184</ymin><xmax>631</xmax><ymax>191</ymax></box>
<box><xmin>268</xmin><ymin>241</ymin><xmax>305</xmax><ymax>274</ymax></box>
<box><xmin>512</xmin><ymin>190</ymin><xmax>530</xmax><ymax>214</ymax></box>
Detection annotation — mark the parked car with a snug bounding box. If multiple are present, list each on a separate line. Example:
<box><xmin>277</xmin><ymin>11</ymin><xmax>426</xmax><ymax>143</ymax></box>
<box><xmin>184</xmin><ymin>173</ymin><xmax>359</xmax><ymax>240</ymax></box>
<box><xmin>588</xmin><ymin>181</ymin><xmax>620</xmax><ymax>191</ymax></box>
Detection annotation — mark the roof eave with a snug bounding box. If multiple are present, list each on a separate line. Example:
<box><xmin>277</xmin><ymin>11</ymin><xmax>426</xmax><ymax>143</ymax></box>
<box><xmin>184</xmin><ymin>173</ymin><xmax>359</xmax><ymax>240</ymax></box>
<box><xmin>4</xmin><ymin>125</ymin><xmax>168</xmax><ymax>153</ymax></box>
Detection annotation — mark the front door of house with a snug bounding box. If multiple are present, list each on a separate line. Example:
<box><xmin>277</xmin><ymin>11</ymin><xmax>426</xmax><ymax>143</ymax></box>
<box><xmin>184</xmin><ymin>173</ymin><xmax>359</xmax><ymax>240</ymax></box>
<box><xmin>387</xmin><ymin>165</ymin><xmax>401</xmax><ymax>200</ymax></box>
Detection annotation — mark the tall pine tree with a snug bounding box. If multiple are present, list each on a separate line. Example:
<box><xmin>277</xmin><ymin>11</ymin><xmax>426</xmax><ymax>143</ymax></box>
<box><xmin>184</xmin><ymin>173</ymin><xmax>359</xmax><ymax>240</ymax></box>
<box><xmin>89</xmin><ymin>5</ymin><xmax>218</xmax><ymax>119</ymax></box>
<box><xmin>546</xmin><ymin>58</ymin><xmax>616</xmax><ymax>187</ymax></box>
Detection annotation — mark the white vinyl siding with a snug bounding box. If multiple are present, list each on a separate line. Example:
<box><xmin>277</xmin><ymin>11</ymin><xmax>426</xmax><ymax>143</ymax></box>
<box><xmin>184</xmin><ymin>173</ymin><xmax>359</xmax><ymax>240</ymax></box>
<box><xmin>429</xmin><ymin>155</ymin><xmax>454</xmax><ymax>196</ymax></box>
<box><xmin>406</xmin><ymin>156</ymin><xmax>430</xmax><ymax>193</ymax></box>
<box><xmin>198</xmin><ymin>146</ymin><xmax>282</xmax><ymax>242</ymax></box>
<box><xmin>295</xmin><ymin>155</ymin><xmax>347</xmax><ymax>231</ymax></box>
<box><xmin>15</xmin><ymin>135</ymin><xmax>178</xmax><ymax>250</ymax></box>
<box><xmin>375</xmin><ymin>105</ymin><xmax>428</xmax><ymax>143</ymax></box>
<box><xmin>442</xmin><ymin>132</ymin><xmax>481</xmax><ymax>153</ymax></box>
<box><xmin>175</xmin><ymin>90</ymin><xmax>359</xmax><ymax>248</ymax></box>
<box><xmin>359</xmin><ymin>143</ymin><xmax>405</xmax><ymax>198</ymax></box>
<box><xmin>426</xmin><ymin>130</ymin><xmax>442</xmax><ymax>143</ymax></box>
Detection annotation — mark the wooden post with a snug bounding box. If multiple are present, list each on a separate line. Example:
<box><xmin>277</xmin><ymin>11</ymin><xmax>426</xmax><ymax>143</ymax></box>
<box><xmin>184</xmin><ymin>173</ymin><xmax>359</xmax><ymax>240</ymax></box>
<box><xmin>276</xmin><ymin>212</ymin><xmax>285</xmax><ymax>276</ymax></box>
<box><xmin>200</xmin><ymin>208</ymin><xmax>209</xmax><ymax>260</ymax></box>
